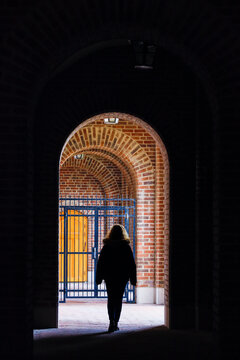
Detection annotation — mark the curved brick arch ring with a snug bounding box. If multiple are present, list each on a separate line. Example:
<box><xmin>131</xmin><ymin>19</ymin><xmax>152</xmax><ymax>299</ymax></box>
<box><xmin>61</xmin><ymin>112</ymin><xmax>168</xmax><ymax>174</ymax></box>
<box><xmin>61</xmin><ymin>131</ymin><xmax>155</xmax><ymax>213</ymax></box>
<box><xmin>63</xmin><ymin>147</ymin><xmax>136</xmax><ymax>195</ymax></box>
<box><xmin>61</xmin><ymin>155</ymin><xmax>121</xmax><ymax>198</ymax></box>
<box><xmin>80</xmin><ymin>149</ymin><xmax>136</xmax><ymax>197</ymax></box>
<box><xmin>61</xmin><ymin>126</ymin><xmax>153</xmax><ymax>171</ymax></box>
<box><xmin>61</xmin><ymin>124</ymin><xmax>155</xmax><ymax>188</ymax></box>
<box><xmin>61</xmin><ymin>145</ymin><xmax>136</xmax><ymax>197</ymax></box>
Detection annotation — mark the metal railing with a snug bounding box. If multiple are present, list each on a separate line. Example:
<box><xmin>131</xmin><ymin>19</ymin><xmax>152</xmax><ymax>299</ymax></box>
<box><xmin>58</xmin><ymin>198</ymin><xmax>135</xmax><ymax>303</ymax></box>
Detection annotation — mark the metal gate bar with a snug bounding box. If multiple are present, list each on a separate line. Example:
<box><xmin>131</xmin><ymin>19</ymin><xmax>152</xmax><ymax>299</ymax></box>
<box><xmin>59</xmin><ymin>198</ymin><xmax>135</xmax><ymax>303</ymax></box>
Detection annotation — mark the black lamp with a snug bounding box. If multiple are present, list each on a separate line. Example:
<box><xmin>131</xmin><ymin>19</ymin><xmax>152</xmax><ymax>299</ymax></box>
<box><xmin>132</xmin><ymin>41</ymin><xmax>156</xmax><ymax>70</ymax></box>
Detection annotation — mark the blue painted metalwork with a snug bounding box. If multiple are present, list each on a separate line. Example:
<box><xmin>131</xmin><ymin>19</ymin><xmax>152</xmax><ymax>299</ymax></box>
<box><xmin>59</xmin><ymin>198</ymin><xmax>136</xmax><ymax>303</ymax></box>
<box><xmin>94</xmin><ymin>208</ymin><xmax>99</xmax><ymax>298</ymax></box>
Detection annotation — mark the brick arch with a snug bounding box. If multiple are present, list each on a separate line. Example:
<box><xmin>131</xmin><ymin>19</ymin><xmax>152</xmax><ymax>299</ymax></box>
<box><xmin>72</xmin><ymin>112</ymin><xmax>169</xmax><ymax>167</ymax></box>
<box><xmin>67</xmin><ymin>112</ymin><xmax>169</xmax><ymax>230</ymax></box>
<box><xmin>80</xmin><ymin>150</ymin><xmax>135</xmax><ymax>198</ymax></box>
<box><xmin>61</xmin><ymin>126</ymin><xmax>155</xmax><ymax>188</ymax></box>
<box><xmin>60</xmin><ymin>112</ymin><xmax>168</xmax><ymax>310</ymax></box>
<box><xmin>61</xmin><ymin>155</ymin><xmax>121</xmax><ymax>198</ymax></box>
<box><xmin>60</xmin><ymin>148</ymin><xmax>136</xmax><ymax>198</ymax></box>
<box><xmin>72</xmin><ymin>149</ymin><xmax>136</xmax><ymax>196</ymax></box>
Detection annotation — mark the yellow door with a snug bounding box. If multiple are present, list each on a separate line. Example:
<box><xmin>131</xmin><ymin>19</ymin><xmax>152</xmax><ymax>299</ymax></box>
<box><xmin>59</xmin><ymin>212</ymin><xmax>64</xmax><ymax>283</ymax></box>
<box><xmin>59</xmin><ymin>210</ymin><xmax>88</xmax><ymax>283</ymax></box>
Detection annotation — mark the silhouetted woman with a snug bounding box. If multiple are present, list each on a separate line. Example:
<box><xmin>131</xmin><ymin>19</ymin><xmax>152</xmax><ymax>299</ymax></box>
<box><xmin>96</xmin><ymin>224</ymin><xmax>136</xmax><ymax>332</ymax></box>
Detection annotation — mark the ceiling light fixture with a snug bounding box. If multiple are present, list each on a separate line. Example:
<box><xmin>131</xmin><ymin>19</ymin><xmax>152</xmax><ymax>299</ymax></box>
<box><xmin>74</xmin><ymin>154</ymin><xmax>84</xmax><ymax>160</ymax></box>
<box><xmin>104</xmin><ymin>117</ymin><xmax>119</xmax><ymax>124</ymax></box>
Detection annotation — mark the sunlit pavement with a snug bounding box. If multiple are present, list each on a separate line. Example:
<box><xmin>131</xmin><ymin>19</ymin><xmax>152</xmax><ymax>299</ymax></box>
<box><xmin>58</xmin><ymin>301</ymin><xmax>164</xmax><ymax>329</ymax></box>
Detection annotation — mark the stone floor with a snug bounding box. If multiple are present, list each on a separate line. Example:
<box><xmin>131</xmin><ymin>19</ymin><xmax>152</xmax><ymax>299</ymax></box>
<box><xmin>58</xmin><ymin>300</ymin><xmax>164</xmax><ymax>329</ymax></box>
<box><xmin>34</xmin><ymin>301</ymin><xmax>218</xmax><ymax>360</ymax></box>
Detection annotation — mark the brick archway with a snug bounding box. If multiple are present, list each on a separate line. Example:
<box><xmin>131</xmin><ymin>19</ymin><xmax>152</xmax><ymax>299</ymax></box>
<box><xmin>60</xmin><ymin>112</ymin><xmax>169</xmax><ymax>309</ymax></box>
<box><xmin>79</xmin><ymin>149</ymin><xmax>136</xmax><ymax>197</ymax></box>
<box><xmin>60</xmin><ymin>155</ymin><xmax>123</xmax><ymax>198</ymax></box>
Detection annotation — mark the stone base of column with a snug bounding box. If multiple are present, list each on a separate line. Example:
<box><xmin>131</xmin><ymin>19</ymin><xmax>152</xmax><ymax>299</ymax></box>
<box><xmin>136</xmin><ymin>287</ymin><xmax>164</xmax><ymax>304</ymax></box>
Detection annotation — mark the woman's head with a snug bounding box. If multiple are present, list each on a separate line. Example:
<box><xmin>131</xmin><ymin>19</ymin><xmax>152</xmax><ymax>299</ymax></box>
<box><xmin>103</xmin><ymin>224</ymin><xmax>130</xmax><ymax>244</ymax></box>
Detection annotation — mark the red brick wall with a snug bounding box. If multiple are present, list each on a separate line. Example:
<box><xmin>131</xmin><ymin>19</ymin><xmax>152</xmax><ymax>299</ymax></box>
<box><xmin>60</xmin><ymin>167</ymin><xmax>105</xmax><ymax>198</ymax></box>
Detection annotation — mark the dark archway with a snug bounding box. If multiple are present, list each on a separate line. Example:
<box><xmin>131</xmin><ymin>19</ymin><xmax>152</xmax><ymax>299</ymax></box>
<box><xmin>2</xmin><ymin>2</ymin><xmax>239</xmax><ymax>359</ymax></box>
<box><xmin>34</xmin><ymin>40</ymin><xmax>213</xmax><ymax>332</ymax></box>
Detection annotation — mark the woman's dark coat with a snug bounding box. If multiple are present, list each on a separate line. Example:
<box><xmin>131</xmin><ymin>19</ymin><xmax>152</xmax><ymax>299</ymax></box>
<box><xmin>96</xmin><ymin>240</ymin><xmax>136</xmax><ymax>286</ymax></box>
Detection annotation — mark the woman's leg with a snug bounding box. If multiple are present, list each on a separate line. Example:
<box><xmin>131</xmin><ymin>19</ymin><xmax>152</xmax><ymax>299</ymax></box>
<box><xmin>114</xmin><ymin>285</ymin><xmax>126</xmax><ymax>323</ymax></box>
<box><xmin>106</xmin><ymin>284</ymin><xmax>115</xmax><ymax>322</ymax></box>
<box><xmin>106</xmin><ymin>282</ymin><xmax>126</xmax><ymax>330</ymax></box>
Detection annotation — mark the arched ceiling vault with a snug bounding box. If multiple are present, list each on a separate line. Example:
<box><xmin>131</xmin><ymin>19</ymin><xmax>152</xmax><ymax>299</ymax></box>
<box><xmin>62</xmin><ymin>155</ymin><xmax>121</xmax><ymax>196</ymax></box>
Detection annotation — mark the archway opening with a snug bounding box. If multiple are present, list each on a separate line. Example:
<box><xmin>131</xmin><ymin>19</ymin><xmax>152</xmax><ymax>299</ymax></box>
<box><xmin>58</xmin><ymin>112</ymin><xmax>169</xmax><ymax>329</ymax></box>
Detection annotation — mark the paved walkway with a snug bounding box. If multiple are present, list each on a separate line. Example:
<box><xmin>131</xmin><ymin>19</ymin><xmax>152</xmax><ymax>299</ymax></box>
<box><xmin>58</xmin><ymin>300</ymin><xmax>164</xmax><ymax>329</ymax></box>
<box><xmin>34</xmin><ymin>301</ymin><xmax>217</xmax><ymax>360</ymax></box>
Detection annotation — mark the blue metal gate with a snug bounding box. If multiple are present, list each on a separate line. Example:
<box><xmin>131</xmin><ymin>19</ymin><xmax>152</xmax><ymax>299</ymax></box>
<box><xmin>59</xmin><ymin>198</ymin><xmax>135</xmax><ymax>303</ymax></box>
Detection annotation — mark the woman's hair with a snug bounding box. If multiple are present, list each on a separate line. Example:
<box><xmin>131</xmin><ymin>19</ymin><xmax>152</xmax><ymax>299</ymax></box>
<box><xmin>103</xmin><ymin>224</ymin><xmax>130</xmax><ymax>244</ymax></box>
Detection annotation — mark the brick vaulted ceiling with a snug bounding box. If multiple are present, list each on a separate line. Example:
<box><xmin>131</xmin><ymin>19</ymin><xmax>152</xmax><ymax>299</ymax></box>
<box><xmin>60</xmin><ymin>155</ymin><xmax>123</xmax><ymax>197</ymax></box>
<box><xmin>60</xmin><ymin>113</ymin><xmax>167</xmax><ymax>199</ymax></box>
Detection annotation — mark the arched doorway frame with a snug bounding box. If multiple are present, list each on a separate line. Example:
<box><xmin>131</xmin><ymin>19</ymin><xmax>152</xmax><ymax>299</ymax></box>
<box><xmin>30</xmin><ymin>34</ymin><xmax>217</xmax><ymax>332</ymax></box>
<box><xmin>59</xmin><ymin>112</ymin><xmax>170</xmax><ymax>326</ymax></box>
